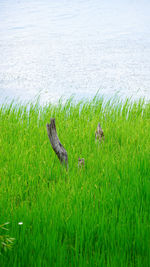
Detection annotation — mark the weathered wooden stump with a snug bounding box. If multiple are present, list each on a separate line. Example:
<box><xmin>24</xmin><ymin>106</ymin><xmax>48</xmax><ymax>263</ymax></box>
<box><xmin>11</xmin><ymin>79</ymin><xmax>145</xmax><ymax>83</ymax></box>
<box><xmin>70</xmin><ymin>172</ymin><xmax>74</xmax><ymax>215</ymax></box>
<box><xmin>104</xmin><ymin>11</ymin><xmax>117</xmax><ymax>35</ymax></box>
<box><xmin>95</xmin><ymin>123</ymin><xmax>105</xmax><ymax>142</ymax></box>
<box><xmin>46</xmin><ymin>118</ymin><xmax>68</xmax><ymax>167</ymax></box>
<box><xmin>46</xmin><ymin>119</ymin><xmax>104</xmax><ymax>170</ymax></box>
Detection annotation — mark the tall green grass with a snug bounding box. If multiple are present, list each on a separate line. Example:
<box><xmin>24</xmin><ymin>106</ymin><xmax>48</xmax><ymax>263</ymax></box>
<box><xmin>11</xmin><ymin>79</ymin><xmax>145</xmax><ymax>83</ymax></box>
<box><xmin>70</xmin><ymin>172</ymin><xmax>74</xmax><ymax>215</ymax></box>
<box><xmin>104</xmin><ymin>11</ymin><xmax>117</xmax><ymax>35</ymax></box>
<box><xmin>0</xmin><ymin>97</ymin><xmax>150</xmax><ymax>266</ymax></box>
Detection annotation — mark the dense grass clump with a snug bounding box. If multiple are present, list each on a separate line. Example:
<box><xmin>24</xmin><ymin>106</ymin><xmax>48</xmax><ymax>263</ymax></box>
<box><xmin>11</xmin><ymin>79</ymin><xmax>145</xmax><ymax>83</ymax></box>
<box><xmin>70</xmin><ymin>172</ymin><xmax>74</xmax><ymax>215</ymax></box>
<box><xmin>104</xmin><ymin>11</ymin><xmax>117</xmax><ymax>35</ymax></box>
<box><xmin>0</xmin><ymin>97</ymin><xmax>150</xmax><ymax>266</ymax></box>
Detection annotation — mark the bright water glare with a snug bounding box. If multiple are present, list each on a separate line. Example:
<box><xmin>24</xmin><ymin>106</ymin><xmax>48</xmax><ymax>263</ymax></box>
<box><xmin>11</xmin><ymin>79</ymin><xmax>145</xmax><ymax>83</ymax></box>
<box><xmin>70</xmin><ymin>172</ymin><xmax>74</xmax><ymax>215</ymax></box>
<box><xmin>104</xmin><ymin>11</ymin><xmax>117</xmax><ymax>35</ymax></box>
<box><xmin>0</xmin><ymin>0</ymin><xmax>150</xmax><ymax>104</ymax></box>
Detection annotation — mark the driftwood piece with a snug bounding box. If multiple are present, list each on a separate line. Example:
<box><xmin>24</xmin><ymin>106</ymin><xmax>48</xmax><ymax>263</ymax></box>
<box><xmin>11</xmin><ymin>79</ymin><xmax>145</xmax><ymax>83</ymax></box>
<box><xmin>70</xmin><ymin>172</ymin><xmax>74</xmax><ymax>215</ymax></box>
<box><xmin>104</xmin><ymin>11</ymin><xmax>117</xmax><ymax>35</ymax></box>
<box><xmin>46</xmin><ymin>118</ymin><xmax>68</xmax><ymax>167</ymax></box>
<box><xmin>95</xmin><ymin>123</ymin><xmax>105</xmax><ymax>142</ymax></box>
<box><xmin>78</xmin><ymin>157</ymin><xmax>85</xmax><ymax>168</ymax></box>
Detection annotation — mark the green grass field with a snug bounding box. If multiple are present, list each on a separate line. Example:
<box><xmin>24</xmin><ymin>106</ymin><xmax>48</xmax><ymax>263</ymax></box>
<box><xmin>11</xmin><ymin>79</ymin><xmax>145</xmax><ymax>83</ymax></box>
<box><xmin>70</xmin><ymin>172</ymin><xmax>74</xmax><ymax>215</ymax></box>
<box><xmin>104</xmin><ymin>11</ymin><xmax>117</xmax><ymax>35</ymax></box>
<box><xmin>0</xmin><ymin>97</ymin><xmax>150</xmax><ymax>266</ymax></box>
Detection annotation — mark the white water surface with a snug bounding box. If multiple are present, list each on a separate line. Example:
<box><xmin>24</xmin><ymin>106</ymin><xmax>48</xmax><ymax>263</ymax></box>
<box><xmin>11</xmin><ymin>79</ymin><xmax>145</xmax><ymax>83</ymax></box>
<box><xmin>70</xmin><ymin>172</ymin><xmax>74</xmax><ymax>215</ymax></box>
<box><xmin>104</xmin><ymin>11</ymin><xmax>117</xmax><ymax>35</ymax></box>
<box><xmin>0</xmin><ymin>0</ymin><xmax>150</xmax><ymax>104</ymax></box>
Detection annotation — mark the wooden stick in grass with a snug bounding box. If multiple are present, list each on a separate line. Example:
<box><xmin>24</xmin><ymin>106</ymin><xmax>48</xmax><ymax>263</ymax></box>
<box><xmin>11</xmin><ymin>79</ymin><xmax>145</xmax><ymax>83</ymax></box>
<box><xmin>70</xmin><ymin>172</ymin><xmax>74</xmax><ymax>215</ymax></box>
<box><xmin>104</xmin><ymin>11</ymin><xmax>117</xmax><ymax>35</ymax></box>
<box><xmin>78</xmin><ymin>157</ymin><xmax>85</xmax><ymax>168</ymax></box>
<box><xmin>46</xmin><ymin>118</ymin><xmax>68</xmax><ymax>167</ymax></box>
<box><xmin>95</xmin><ymin>123</ymin><xmax>105</xmax><ymax>142</ymax></box>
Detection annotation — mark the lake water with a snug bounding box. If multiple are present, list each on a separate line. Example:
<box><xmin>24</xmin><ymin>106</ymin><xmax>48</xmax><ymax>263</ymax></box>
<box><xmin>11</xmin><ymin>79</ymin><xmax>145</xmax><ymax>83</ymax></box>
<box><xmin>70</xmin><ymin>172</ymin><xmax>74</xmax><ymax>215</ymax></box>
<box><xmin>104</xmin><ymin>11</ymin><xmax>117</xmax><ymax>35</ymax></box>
<box><xmin>0</xmin><ymin>0</ymin><xmax>150</xmax><ymax>104</ymax></box>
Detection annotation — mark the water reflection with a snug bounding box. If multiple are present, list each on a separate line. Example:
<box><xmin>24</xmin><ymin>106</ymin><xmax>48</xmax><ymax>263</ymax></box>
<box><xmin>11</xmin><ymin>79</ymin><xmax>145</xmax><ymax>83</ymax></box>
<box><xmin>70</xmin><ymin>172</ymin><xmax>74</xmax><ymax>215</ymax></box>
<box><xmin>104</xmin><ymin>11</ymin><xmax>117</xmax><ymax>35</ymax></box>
<box><xmin>0</xmin><ymin>0</ymin><xmax>150</xmax><ymax>104</ymax></box>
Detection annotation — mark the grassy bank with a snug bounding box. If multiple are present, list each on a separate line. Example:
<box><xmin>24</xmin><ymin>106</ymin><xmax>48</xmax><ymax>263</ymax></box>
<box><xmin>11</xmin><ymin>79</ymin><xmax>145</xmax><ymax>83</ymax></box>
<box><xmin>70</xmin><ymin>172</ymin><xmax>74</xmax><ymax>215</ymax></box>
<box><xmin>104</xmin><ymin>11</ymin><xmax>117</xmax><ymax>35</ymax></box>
<box><xmin>0</xmin><ymin>98</ymin><xmax>150</xmax><ymax>266</ymax></box>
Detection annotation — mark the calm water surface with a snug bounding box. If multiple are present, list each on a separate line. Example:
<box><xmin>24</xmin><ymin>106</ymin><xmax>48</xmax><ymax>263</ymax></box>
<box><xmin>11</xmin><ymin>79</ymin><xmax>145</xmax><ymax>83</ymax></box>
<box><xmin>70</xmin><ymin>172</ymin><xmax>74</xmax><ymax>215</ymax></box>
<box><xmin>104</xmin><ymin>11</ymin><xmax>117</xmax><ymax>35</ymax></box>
<box><xmin>0</xmin><ymin>0</ymin><xmax>150</xmax><ymax>104</ymax></box>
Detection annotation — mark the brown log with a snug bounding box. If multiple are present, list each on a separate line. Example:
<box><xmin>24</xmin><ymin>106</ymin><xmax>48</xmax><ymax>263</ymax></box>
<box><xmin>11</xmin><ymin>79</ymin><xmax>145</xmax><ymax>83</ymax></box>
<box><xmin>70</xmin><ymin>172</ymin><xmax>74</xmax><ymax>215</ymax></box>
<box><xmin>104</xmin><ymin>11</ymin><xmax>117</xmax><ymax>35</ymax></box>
<box><xmin>95</xmin><ymin>123</ymin><xmax>105</xmax><ymax>142</ymax></box>
<box><xmin>46</xmin><ymin>118</ymin><xmax>68</xmax><ymax>167</ymax></box>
